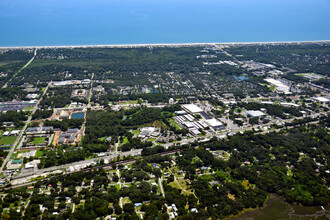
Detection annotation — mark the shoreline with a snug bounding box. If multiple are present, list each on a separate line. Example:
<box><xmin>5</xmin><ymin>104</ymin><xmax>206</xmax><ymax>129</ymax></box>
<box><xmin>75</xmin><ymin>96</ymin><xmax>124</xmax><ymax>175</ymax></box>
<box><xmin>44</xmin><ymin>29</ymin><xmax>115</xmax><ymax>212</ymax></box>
<box><xmin>0</xmin><ymin>40</ymin><xmax>329</xmax><ymax>49</ymax></box>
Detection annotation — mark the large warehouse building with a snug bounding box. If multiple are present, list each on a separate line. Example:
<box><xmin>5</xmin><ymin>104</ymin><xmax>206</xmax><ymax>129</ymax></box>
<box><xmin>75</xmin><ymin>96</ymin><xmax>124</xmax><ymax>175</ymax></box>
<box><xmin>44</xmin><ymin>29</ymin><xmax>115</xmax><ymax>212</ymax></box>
<box><xmin>205</xmin><ymin>119</ymin><xmax>226</xmax><ymax>130</ymax></box>
<box><xmin>182</xmin><ymin>104</ymin><xmax>203</xmax><ymax>114</ymax></box>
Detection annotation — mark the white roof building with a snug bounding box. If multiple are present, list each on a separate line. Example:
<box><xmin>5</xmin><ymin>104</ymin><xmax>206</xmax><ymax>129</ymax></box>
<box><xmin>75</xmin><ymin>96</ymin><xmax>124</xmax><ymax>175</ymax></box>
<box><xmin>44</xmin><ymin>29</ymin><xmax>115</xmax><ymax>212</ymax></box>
<box><xmin>205</xmin><ymin>119</ymin><xmax>223</xmax><ymax>127</ymax></box>
<box><xmin>26</xmin><ymin>94</ymin><xmax>39</xmax><ymax>99</ymax></box>
<box><xmin>205</xmin><ymin>119</ymin><xmax>226</xmax><ymax>130</ymax></box>
<box><xmin>138</xmin><ymin>127</ymin><xmax>156</xmax><ymax>138</ymax></box>
<box><xmin>265</xmin><ymin>78</ymin><xmax>291</xmax><ymax>94</ymax></box>
<box><xmin>183</xmin><ymin>122</ymin><xmax>195</xmax><ymax>128</ymax></box>
<box><xmin>182</xmin><ymin>104</ymin><xmax>203</xmax><ymax>114</ymax></box>
<box><xmin>10</xmin><ymin>130</ymin><xmax>20</xmax><ymax>135</ymax></box>
<box><xmin>313</xmin><ymin>97</ymin><xmax>330</xmax><ymax>103</ymax></box>
<box><xmin>280</xmin><ymin>102</ymin><xmax>300</xmax><ymax>107</ymax></box>
<box><xmin>247</xmin><ymin>110</ymin><xmax>265</xmax><ymax>118</ymax></box>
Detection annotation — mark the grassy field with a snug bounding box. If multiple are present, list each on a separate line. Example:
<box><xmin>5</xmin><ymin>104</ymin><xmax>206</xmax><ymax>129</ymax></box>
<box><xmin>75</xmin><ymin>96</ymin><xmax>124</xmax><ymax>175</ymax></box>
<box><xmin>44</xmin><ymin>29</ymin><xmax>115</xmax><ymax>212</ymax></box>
<box><xmin>23</xmin><ymin>107</ymin><xmax>34</xmax><ymax>111</ymax></box>
<box><xmin>169</xmin><ymin>179</ymin><xmax>193</xmax><ymax>195</ymax></box>
<box><xmin>168</xmin><ymin>118</ymin><xmax>181</xmax><ymax>130</ymax></box>
<box><xmin>122</xmin><ymin>137</ymin><xmax>129</xmax><ymax>144</ymax></box>
<box><xmin>33</xmin><ymin>137</ymin><xmax>46</xmax><ymax>145</ymax></box>
<box><xmin>118</xmin><ymin>100</ymin><xmax>138</xmax><ymax>105</ymax></box>
<box><xmin>36</xmin><ymin>150</ymin><xmax>44</xmax><ymax>157</ymax></box>
<box><xmin>122</xmin><ymin>197</ymin><xmax>131</xmax><ymax>205</ymax></box>
<box><xmin>0</xmin><ymin>136</ymin><xmax>17</xmax><ymax>145</ymax></box>
<box><xmin>131</xmin><ymin>129</ymin><xmax>140</xmax><ymax>135</ymax></box>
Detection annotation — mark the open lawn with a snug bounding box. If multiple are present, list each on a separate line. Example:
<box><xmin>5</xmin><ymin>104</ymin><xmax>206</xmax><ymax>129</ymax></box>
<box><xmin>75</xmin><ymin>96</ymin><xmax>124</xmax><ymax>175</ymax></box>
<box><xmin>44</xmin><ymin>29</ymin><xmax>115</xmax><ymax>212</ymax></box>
<box><xmin>131</xmin><ymin>130</ymin><xmax>140</xmax><ymax>135</ymax></box>
<box><xmin>168</xmin><ymin>118</ymin><xmax>181</xmax><ymax>130</ymax></box>
<box><xmin>23</xmin><ymin>107</ymin><xmax>34</xmax><ymax>111</ymax></box>
<box><xmin>122</xmin><ymin>197</ymin><xmax>131</xmax><ymax>205</ymax></box>
<box><xmin>33</xmin><ymin>137</ymin><xmax>45</xmax><ymax>145</ymax></box>
<box><xmin>242</xmin><ymin>180</ymin><xmax>251</xmax><ymax>189</ymax></box>
<box><xmin>169</xmin><ymin>178</ymin><xmax>194</xmax><ymax>196</ymax></box>
<box><xmin>0</xmin><ymin>136</ymin><xmax>17</xmax><ymax>146</ymax></box>
<box><xmin>122</xmin><ymin>137</ymin><xmax>129</xmax><ymax>144</ymax></box>
<box><xmin>118</xmin><ymin>100</ymin><xmax>138</xmax><ymax>105</ymax></box>
<box><xmin>36</xmin><ymin>150</ymin><xmax>44</xmax><ymax>157</ymax></box>
<box><xmin>115</xmin><ymin>184</ymin><xmax>120</xmax><ymax>190</ymax></box>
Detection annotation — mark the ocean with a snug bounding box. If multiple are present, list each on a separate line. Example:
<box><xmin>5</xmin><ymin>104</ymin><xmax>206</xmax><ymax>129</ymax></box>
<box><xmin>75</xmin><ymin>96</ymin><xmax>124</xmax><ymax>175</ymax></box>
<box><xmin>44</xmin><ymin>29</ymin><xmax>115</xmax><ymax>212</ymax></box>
<box><xmin>0</xmin><ymin>0</ymin><xmax>329</xmax><ymax>47</ymax></box>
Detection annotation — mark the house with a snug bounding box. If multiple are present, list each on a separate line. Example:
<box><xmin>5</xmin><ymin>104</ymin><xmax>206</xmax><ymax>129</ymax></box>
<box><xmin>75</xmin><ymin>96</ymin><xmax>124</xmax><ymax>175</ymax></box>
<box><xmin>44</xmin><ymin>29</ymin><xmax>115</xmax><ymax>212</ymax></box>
<box><xmin>2</xmin><ymin>131</ymin><xmax>9</xmax><ymax>136</ymax></box>
<box><xmin>201</xmin><ymin>166</ymin><xmax>208</xmax><ymax>171</ymax></box>
<box><xmin>209</xmin><ymin>181</ymin><xmax>221</xmax><ymax>186</ymax></box>
<box><xmin>134</xmin><ymin>203</ymin><xmax>142</xmax><ymax>207</ymax></box>
<box><xmin>151</xmin><ymin>163</ymin><xmax>160</xmax><ymax>169</ymax></box>
<box><xmin>191</xmin><ymin>208</ymin><xmax>198</xmax><ymax>213</ymax></box>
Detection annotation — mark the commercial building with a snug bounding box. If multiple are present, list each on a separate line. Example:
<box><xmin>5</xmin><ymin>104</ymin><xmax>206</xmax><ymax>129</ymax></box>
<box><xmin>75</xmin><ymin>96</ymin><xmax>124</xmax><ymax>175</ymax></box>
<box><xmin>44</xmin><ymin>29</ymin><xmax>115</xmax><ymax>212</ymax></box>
<box><xmin>247</xmin><ymin>110</ymin><xmax>265</xmax><ymax>118</ymax></box>
<box><xmin>313</xmin><ymin>97</ymin><xmax>330</xmax><ymax>103</ymax></box>
<box><xmin>138</xmin><ymin>127</ymin><xmax>156</xmax><ymax>138</ymax></box>
<box><xmin>205</xmin><ymin>119</ymin><xmax>226</xmax><ymax>130</ymax></box>
<box><xmin>0</xmin><ymin>100</ymin><xmax>37</xmax><ymax>112</ymax></box>
<box><xmin>182</xmin><ymin>104</ymin><xmax>203</xmax><ymax>114</ymax></box>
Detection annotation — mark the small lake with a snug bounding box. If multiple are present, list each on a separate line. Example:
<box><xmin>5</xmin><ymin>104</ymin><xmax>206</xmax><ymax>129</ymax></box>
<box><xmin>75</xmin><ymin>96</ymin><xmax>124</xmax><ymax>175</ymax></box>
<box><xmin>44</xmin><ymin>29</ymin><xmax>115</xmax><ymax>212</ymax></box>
<box><xmin>232</xmin><ymin>195</ymin><xmax>330</xmax><ymax>220</ymax></box>
<box><xmin>71</xmin><ymin>112</ymin><xmax>84</xmax><ymax>119</ymax></box>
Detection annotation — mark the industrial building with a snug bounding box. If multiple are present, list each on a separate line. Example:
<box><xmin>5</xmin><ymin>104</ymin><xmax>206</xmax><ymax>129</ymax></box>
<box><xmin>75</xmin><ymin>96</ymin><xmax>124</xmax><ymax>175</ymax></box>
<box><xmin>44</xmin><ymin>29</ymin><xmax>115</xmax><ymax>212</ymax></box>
<box><xmin>182</xmin><ymin>104</ymin><xmax>203</xmax><ymax>114</ymax></box>
<box><xmin>246</xmin><ymin>110</ymin><xmax>265</xmax><ymax>118</ymax></box>
<box><xmin>313</xmin><ymin>97</ymin><xmax>330</xmax><ymax>103</ymax></box>
<box><xmin>205</xmin><ymin>119</ymin><xmax>226</xmax><ymax>130</ymax></box>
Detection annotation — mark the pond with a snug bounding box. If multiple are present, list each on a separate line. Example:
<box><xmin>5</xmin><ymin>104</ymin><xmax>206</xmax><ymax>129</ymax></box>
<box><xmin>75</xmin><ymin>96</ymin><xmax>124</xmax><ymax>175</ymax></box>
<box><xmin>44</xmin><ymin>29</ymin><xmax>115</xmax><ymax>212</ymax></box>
<box><xmin>234</xmin><ymin>76</ymin><xmax>249</xmax><ymax>80</ymax></box>
<box><xmin>232</xmin><ymin>195</ymin><xmax>330</xmax><ymax>220</ymax></box>
<box><xmin>71</xmin><ymin>112</ymin><xmax>84</xmax><ymax>119</ymax></box>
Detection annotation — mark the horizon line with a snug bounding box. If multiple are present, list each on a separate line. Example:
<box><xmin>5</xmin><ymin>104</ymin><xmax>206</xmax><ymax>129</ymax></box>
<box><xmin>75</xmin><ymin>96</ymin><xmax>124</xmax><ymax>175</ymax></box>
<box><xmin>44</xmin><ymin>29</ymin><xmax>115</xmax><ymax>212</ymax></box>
<box><xmin>0</xmin><ymin>40</ymin><xmax>329</xmax><ymax>49</ymax></box>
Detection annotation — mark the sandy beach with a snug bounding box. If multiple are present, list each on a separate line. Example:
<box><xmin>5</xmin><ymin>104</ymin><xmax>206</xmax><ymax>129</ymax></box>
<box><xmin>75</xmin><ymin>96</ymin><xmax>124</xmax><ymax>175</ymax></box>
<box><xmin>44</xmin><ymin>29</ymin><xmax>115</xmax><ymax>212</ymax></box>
<box><xmin>0</xmin><ymin>40</ymin><xmax>329</xmax><ymax>50</ymax></box>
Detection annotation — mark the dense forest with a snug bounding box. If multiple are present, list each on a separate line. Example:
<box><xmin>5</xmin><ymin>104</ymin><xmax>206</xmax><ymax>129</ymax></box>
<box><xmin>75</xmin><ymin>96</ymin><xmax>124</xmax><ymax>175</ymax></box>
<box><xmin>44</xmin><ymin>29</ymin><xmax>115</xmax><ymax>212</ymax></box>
<box><xmin>0</xmin><ymin>111</ymin><xmax>27</xmax><ymax>127</ymax></box>
<box><xmin>175</xmin><ymin>126</ymin><xmax>330</xmax><ymax>217</ymax></box>
<box><xmin>40</xmin><ymin>87</ymin><xmax>73</xmax><ymax>108</ymax></box>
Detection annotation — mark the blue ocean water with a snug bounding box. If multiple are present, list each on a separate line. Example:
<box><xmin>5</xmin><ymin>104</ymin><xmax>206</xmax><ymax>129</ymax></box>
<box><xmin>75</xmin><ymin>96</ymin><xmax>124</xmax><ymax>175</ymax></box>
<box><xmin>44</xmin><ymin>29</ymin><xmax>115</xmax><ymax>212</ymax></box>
<box><xmin>0</xmin><ymin>0</ymin><xmax>329</xmax><ymax>46</ymax></box>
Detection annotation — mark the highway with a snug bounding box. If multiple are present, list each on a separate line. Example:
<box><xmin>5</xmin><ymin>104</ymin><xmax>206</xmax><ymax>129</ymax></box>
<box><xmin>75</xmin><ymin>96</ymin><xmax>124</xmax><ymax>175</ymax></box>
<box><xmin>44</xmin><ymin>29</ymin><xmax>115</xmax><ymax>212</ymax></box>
<box><xmin>12</xmin><ymin>149</ymin><xmax>142</xmax><ymax>180</ymax></box>
<box><xmin>4</xmin><ymin>108</ymin><xmax>324</xmax><ymax>185</ymax></box>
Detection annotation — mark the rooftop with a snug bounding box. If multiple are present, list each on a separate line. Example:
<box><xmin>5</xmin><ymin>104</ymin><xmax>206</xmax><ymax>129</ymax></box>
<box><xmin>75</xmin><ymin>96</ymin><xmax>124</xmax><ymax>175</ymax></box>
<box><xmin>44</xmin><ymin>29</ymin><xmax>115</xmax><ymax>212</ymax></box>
<box><xmin>247</xmin><ymin>110</ymin><xmax>265</xmax><ymax>117</ymax></box>
<box><xmin>182</xmin><ymin>104</ymin><xmax>203</xmax><ymax>113</ymax></box>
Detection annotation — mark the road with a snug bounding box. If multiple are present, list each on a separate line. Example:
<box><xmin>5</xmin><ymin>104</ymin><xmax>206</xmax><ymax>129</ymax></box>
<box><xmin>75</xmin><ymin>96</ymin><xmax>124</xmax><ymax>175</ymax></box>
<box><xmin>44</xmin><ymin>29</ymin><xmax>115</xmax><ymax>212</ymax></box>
<box><xmin>12</xmin><ymin>149</ymin><xmax>142</xmax><ymax>180</ymax></box>
<box><xmin>87</xmin><ymin>72</ymin><xmax>94</xmax><ymax>108</ymax></box>
<box><xmin>0</xmin><ymin>81</ymin><xmax>51</xmax><ymax>174</ymax></box>
<box><xmin>2</xmin><ymin>49</ymin><xmax>37</xmax><ymax>88</ymax></box>
<box><xmin>4</xmin><ymin>111</ymin><xmax>324</xmax><ymax>183</ymax></box>
<box><xmin>158</xmin><ymin>177</ymin><xmax>165</xmax><ymax>197</ymax></box>
<box><xmin>161</xmin><ymin>113</ymin><xmax>323</xmax><ymax>148</ymax></box>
